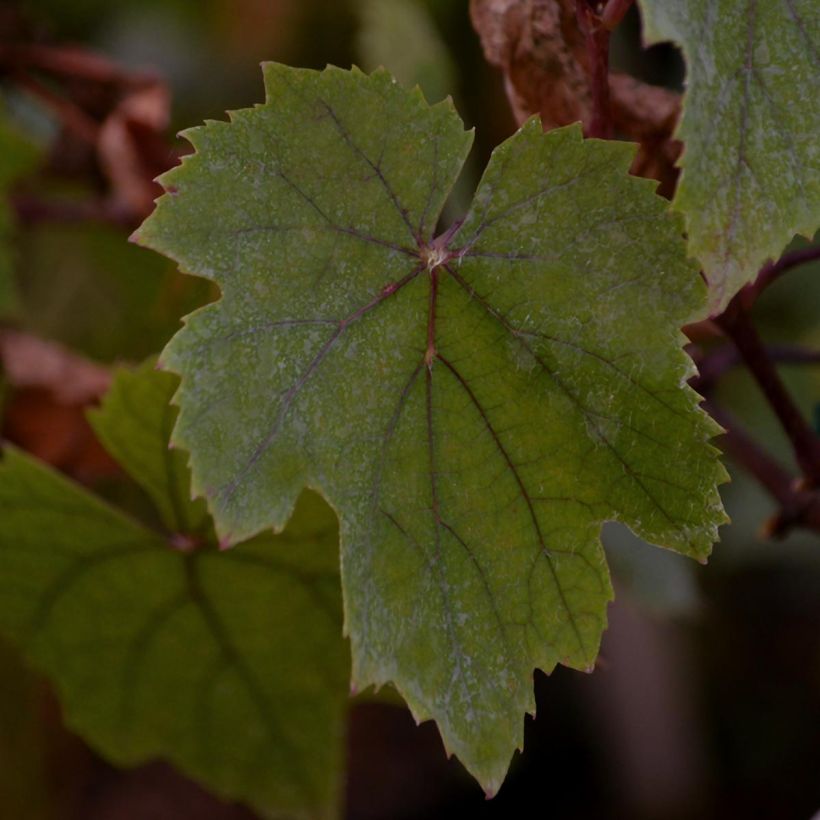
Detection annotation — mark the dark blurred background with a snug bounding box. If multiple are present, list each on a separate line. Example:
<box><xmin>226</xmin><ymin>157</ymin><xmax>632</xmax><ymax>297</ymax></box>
<box><xmin>0</xmin><ymin>1</ymin><xmax>819</xmax><ymax>818</ymax></box>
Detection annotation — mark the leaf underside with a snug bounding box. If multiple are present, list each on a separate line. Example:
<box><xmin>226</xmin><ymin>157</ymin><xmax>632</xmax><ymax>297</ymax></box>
<box><xmin>0</xmin><ymin>364</ymin><xmax>348</xmax><ymax>820</ymax></box>
<box><xmin>136</xmin><ymin>64</ymin><xmax>727</xmax><ymax>792</ymax></box>
<box><xmin>638</xmin><ymin>0</ymin><xmax>820</xmax><ymax>313</ymax></box>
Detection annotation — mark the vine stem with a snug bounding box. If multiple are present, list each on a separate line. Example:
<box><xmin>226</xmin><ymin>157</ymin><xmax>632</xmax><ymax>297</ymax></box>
<box><xmin>576</xmin><ymin>1</ymin><xmax>613</xmax><ymax>139</ymax></box>
<box><xmin>13</xmin><ymin>195</ymin><xmax>138</xmax><ymax>229</ymax></box>
<box><xmin>740</xmin><ymin>245</ymin><xmax>820</xmax><ymax>306</ymax></box>
<box><xmin>575</xmin><ymin>0</ymin><xmax>634</xmax><ymax>137</ymax></box>
<box><xmin>0</xmin><ymin>43</ymin><xmax>157</xmax><ymax>88</ymax></box>
<box><xmin>714</xmin><ymin>295</ymin><xmax>820</xmax><ymax>487</ymax></box>
<box><xmin>601</xmin><ymin>0</ymin><xmax>635</xmax><ymax>30</ymax></box>
<box><xmin>694</xmin><ymin>248</ymin><xmax>820</xmax><ymax>533</ymax></box>
<box><xmin>15</xmin><ymin>72</ymin><xmax>99</xmax><ymax>145</ymax></box>
<box><xmin>704</xmin><ymin>401</ymin><xmax>820</xmax><ymax>536</ymax></box>
<box><xmin>693</xmin><ymin>343</ymin><xmax>820</xmax><ymax>388</ymax></box>
<box><xmin>692</xmin><ymin>343</ymin><xmax>820</xmax><ymax>535</ymax></box>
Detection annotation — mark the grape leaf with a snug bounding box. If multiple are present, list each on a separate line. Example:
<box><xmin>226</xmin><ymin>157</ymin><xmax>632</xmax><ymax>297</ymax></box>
<box><xmin>16</xmin><ymin>223</ymin><xmax>215</xmax><ymax>363</ymax></box>
<box><xmin>637</xmin><ymin>0</ymin><xmax>820</xmax><ymax>312</ymax></box>
<box><xmin>88</xmin><ymin>359</ymin><xmax>211</xmax><ymax>535</ymax></box>
<box><xmin>135</xmin><ymin>63</ymin><xmax>726</xmax><ymax>792</ymax></box>
<box><xmin>357</xmin><ymin>0</ymin><xmax>457</xmax><ymax>104</ymax></box>
<box><xmin>0</xmin><ymin>365</ymin><xmax>348</xmax><ymax>820</ymax></box>
<box><xmin>0</xmin><ymin>639</ymin><xmax>57</xmax><ymax>820</ymax></box>
<box><xmin>0</xmin><ymin>118</ymin><xmax>40</xmax><ymax>315</ymax></box>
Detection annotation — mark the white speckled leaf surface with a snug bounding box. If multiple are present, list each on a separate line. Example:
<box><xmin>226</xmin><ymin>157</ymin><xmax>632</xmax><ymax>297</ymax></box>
<box><xmin>136</xmin><ymin>64</ymin><xmax>727</xmax><ymax>792</ymax></box>
<box><xmin>638</xmin><ymin>0</ymin><xmax>820</xmax><ymax>312</ymax></box>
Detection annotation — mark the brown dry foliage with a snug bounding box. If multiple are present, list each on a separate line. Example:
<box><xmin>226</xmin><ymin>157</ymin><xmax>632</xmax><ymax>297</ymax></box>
<box><xmin>0</xmin><ymin>331</ymin><xmax>116</xmax><ymax>480</ymax></box>
<box><xmin>470</xmin><ymin>0</ymin><xmax>682</xmax><ymax>196</ymax></box>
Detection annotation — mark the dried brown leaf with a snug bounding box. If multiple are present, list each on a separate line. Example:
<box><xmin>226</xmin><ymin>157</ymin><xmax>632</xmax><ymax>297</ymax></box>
<box><xmin>610</xmin><ymin>73</ymin><xmax>681</xmax><ymax>196</ymax></box>
<box><xmin>470</xmin><ymin>0</ymin><xmax>681</xmax><ymax>193</ymax></box>
<box><xmin>98</xmin><ymin>83</ymin><xmax>172</xmax><ymax>218</ymax></box>
<box><xmin>0</xmin><ymin>331</ymin><xmax>115</xmax><ymax>479</ymax></box>
<box><xmin>0</xmin><ymin>329</ymin><xmax>110</xmax><ymax>403</ymax></box>
<box><xmin>470</xmin><ymin>0</ymin><xmax>590</xmax><ymax>128</ymax></box>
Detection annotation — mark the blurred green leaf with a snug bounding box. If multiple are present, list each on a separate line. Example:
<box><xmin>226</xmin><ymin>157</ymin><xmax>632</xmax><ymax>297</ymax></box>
<box><xmin>88</xmin><ymin>359</ymin><xmax>210</xmax><ymax>535</ymax></box>
<box><xmin>0</xmin><ymin>117</ymin><xmax>41</xmax><ymax>317</ymax></box>
<box><xmin>0</xmin><ymin>639</ymin><xmax>57</xmax><ymax>820</ymax></box>
<box><xmin>16</xmin><ymin>223</ymin><xmax>214</xmax><ymax>363</ymax></box>
<box><xmin>0</xmin><ymin>365</ymin><xmax>349</xmax><ymax>820</ymax></box>
<box><xmin>357</xmin><ymin>0</ymin><xmax>456</xmax><ymax>103</ymax></box>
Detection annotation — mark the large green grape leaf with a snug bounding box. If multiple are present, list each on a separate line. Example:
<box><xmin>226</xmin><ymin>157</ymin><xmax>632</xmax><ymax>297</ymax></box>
<box><xmin>637</xmin><ymin>0</ymin><xmax>820</xmax><ymax>313</ymax></box>
<box><xmin>135</xmin><ymin>63</ymin><xmax>726</xmax><ymax>792</ymax></box>
<box><xmin>0</xmin><ymin>365</ymin><xmax>348</xmax><ymax>820</ymax></box>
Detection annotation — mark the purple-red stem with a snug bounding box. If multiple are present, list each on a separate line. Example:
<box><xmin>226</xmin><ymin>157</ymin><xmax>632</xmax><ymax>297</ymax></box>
<box><xmin>693</xmin><ymin>343</ymin><xmax>820</xmax><ymax>391</ymax></box>
<box><xmin>739</xmin><ymin>245</ymin><xmax>820</xmax><ymax>306</ymax></box>
<box><xmin>13</xmin><ymin>195</ymin><xmax>138</xmax><ymax>229</ymax></box>
<box><xmin>601</xmin><ymin>0</ymin><xmax>635</xmax><ymax>30</ymax></box>
<box><xmin>0</xmin><ymin>43</ymin><xmax>157</xmax><ymax>88</ymax></box>
<box><xmin>576</xmin><ymin>1</ymin><xmax>613</xmax><ymax>139</ymax></box>
<box><xmin>715</xmin><ymin>299</ymin><xmax>820</xmax><ymax>487</ymax></box>
<box><xmin>694</xmin><ymin>247</ymin><xmax>820</xmax><ymax>534</ymax></box>
<box><xmin>16</xmin><ymin>72</ymin><xmax>99</xmax><ymax>145</ymax></box>
<box><xmin>705</xmin><ymin>401</ymin><xmax>820</xmax><ymax>536</ymax></box>
<box><xmin>426</xmin><ymin>266</ymin><xmax>439</xmax><ymax>366</ymax></box>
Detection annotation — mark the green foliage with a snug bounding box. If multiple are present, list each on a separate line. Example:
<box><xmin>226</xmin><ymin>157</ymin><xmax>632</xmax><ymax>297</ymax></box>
<box><xmin>638</xmin><ymin>0</ymin><xmax>820</xmax><ymax>312</ymax></box>
<box><xmin>16</xmin><ymin>224</ymin><xmax>215</xmax><ymax>363</ymax></box>
<box><xmin>88</xmin><ymin>359</ymin><xmax>211</xmax><ymax>534</ymax></box>
<box><xmin>0</xmin><ymin>640</ymin><xmax>55</xmax><ymax>820</ymax></box>
<box><xmin>357</xmin><ymin>0</ymin><xmax>456</xmax><ymax>104</ymax></box>
<box><xmin>0</xmin><ymin>364</ymin><xmax>348</xmax><ymax>820</ymax></box>
<box><xmin>0</xmin><ymin>118</ymin><xmax>41</xmax><ymax>316</ymax></box>
<box><xmin>136</xmin><ymin>63</ymin><xmax>726</xmax><ymax>791</ymax></box>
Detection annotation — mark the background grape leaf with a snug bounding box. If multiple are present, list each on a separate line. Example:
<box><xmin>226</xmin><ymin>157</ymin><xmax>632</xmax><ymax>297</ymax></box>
<box><xmin>357</xmin><ymin>0</ymin><xmax>456</xmax><ymax>105</ymax></box>
<box><xmin>135</xmin><ymin>64</ymin><xmax>726</xmax><ymax>792</ymax></box>
<box><xmin>16</xmin><ymin>223</ymin><xmax>216</xmax><ymax>363</ymax></box>
<box><xmin>0</xmin><ymin>364</ymin><xmax>348</xmax><ymax>820</ymax></box>
<box><xmin>637</xmin><ymin>0</ymin><xmax>820</xmax><ymax>312</ymax></box>
<box><xmin>0</xmin><ymin>638</ymin><xmax>60</xmax><ymax>820</ymax></box>
<box><xmin>88</xmin><ymin>359</ymin><xmax>211</xmax><ymax>535</ymax></box>
<box><xmin>0</xmin><ymin>117</ymin><xmax>41</xmax><ymax>316</ymax></box>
